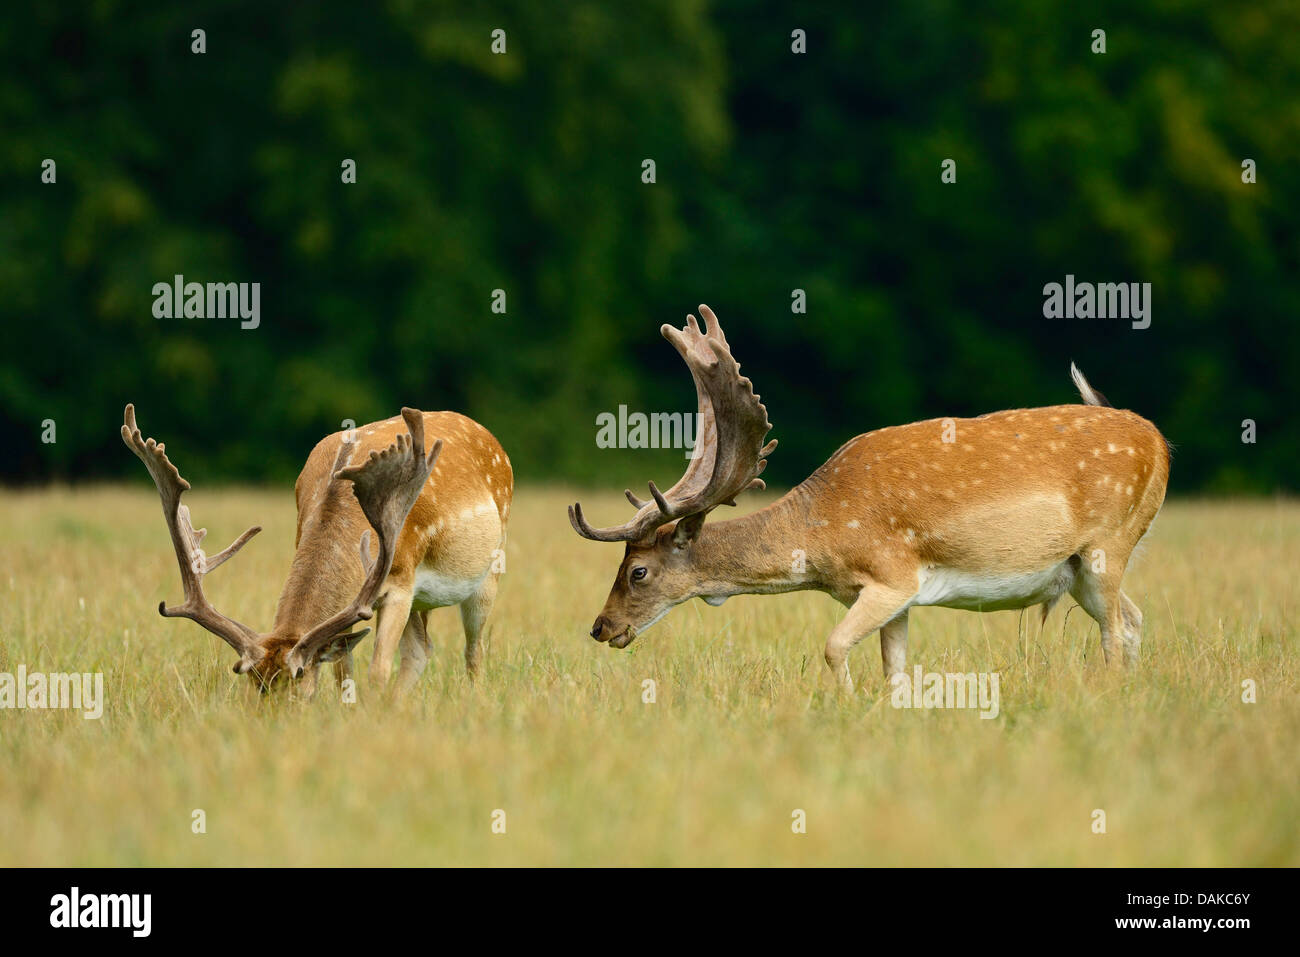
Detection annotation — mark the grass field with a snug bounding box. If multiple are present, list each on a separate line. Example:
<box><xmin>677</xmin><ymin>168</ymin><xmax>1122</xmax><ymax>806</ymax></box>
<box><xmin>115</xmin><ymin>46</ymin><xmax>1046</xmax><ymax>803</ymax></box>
<box><xmin>1</xmin><ymin>486</ymin><xmax>1296</xmax><ymax>866</ymax></box>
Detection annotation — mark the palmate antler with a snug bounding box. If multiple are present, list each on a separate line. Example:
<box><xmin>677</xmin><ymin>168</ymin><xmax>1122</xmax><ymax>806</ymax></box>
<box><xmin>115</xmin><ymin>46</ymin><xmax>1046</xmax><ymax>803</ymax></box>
<box><xmin>569</xmin><ymin>304</ymin><xmax>777</xmax><ymax>543</ymax></box>
<box><xmin>287</xmin><ymin>408</ymin><xmax>442</xmax><ymax>675</ymax></box>
<box><xmin>121</xmin><ymin>405</ymin><xmax>263</xmax><ymax>655</ymax></box>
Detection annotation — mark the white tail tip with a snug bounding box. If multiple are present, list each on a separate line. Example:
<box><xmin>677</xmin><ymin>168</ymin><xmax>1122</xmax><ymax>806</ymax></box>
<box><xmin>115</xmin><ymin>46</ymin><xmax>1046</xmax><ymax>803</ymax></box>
<box><xmin>1070</xmin><ymin>362</ymin><xmax>1105</xmax><ymax>406</ymax></box>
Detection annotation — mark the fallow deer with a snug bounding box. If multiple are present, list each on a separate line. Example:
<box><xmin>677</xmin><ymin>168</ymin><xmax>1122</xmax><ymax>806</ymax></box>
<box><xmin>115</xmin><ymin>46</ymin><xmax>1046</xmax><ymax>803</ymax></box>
<box><xmin>122</xmin><ymin>405</ymin><xmax>512</xmax><ymax>696</ymax></box>
<box><xmin>570</xmin><ymin>305</ymin><xmax>1169</xmax><ymax>692</ymax></box>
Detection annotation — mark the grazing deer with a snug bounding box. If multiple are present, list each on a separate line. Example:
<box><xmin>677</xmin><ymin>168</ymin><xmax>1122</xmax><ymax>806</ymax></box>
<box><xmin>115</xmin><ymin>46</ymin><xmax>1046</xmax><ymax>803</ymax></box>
<box><xmin>570</xmin><ymin>305</ymin><xmax>1169</xmax><ymax>693</ymax></box>
<box><xmin>122</xmin><ymin>405</ymin><xmax>512</xmax><ymax>696</ymax></box>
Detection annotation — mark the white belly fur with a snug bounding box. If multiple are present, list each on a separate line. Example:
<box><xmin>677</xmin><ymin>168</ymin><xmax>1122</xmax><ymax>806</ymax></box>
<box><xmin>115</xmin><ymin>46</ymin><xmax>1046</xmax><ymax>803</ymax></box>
<box><xmin>411</xmin><ymin>567</ymin><xmax>483</xmax><ymax>609</ymax></box>
<box><xmin>913</xmin><ymin>559</ymin><xmax>1076</xmax><ymax>612</ymax></box>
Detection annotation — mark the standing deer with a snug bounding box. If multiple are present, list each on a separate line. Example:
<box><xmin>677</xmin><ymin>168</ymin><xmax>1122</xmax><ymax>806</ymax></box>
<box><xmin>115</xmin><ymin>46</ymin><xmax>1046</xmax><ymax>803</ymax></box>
<box><xmin>122</xmin><ymin>405</ymin><xmax>512</xmax><ymax>696</ymax></box>
<box><xmin>570</xmin><ymin>305</ymin><xmax>1169</xmax><ymax>692</ymax></box>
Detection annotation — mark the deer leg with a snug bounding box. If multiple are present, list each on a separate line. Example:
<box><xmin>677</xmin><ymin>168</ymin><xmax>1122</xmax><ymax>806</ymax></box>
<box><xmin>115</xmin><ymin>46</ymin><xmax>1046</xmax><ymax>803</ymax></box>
<box><xmin>333</xmin><ymin>650</ymin><xmax>355</xmax><ymax>690</ymax></box>
<box><xmin>394</xmin><ymin>610</ymin><xmax>432</xmax><ymax>696</ymax></box>
<box><xmin>880</xmin><ymin>611</ymin><xmax>909</xmax><ymax>679</ymax></box>
<box><xmin>1069</xmin><ymin>554</ymin><xmax>1128</xmax><ymax>666</ymax></box>
<box><xmin>825</xmin><ymin>584</ymin><xmax>913</xmax><ymax>694</ymax></box>
<box><xmin>1119</xmin><ymin>591</ymin><xmax>1144</xmax><ymax>664</ymax></box>
<box><xmin>370</xmin><ymin>584</ymin><xmax>414</xmax><ymax>688</ymax></box>
<box><xmin>460</xmin><ymin>573</ymin><xmax>499</xmax><ymax>679</ymax></box>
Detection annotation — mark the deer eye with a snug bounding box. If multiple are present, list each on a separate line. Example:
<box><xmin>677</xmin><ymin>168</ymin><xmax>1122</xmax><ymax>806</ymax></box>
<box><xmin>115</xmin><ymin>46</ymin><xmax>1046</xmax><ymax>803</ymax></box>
<box><xmin>630</xmin><ymin>566</ymin><xmax>649</xmax><ymax>583</ymax></box>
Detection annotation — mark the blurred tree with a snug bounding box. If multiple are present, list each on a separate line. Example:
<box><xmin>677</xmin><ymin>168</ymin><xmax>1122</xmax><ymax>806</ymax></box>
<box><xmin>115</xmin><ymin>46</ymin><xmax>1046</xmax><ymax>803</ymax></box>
<box><xmin>1</xmin><ymin>1</ymin><xmax>1295</xmax><ymax>492</ymax></box>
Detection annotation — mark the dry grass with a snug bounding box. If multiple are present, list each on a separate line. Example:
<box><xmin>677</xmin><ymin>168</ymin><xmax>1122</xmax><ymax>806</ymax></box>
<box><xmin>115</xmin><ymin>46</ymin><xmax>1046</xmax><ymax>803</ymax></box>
<box><xmin>0</xmin><ymin>486</ymin><xmax>1296</xmax><ymax>865</ymax></box>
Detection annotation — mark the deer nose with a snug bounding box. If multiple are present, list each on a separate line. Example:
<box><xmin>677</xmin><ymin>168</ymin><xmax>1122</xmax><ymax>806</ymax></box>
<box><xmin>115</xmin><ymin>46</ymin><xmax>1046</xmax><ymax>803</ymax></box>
<box><xmin>590</xmin><ymin>617</ymin><xmax>607</xmax><ymax>640</ymax></box>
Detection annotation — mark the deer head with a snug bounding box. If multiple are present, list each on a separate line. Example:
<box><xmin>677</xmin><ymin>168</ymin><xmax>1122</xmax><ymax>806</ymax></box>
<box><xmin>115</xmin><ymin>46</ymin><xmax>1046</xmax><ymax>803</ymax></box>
<box><xmin>121</xmin><ymin>404</ymin><xmax>441</xmax><ymax>694</ymax></box>
<box><xmin>569</xmin><ymin>305</ymin><xmax>776</xmax><ymax>647</ymax></box>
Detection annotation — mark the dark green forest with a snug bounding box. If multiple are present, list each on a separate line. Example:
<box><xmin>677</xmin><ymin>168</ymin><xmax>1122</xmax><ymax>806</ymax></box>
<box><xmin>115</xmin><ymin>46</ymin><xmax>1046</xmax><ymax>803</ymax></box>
<box><xmin>3</xmin><ymin>1</ymin><xmax>1297</xmax><ymax>492</ymax></box>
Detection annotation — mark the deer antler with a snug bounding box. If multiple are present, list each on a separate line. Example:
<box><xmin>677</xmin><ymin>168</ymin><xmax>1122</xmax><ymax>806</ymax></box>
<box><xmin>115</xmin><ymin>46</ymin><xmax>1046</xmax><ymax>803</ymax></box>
<box><xmin>121</xmin><ymin>405</ymin><xmax>263</xmax><ymax>656</ymax></box>
<box><xmin>289</xmin><ymin>408</ymin><xmax>442</xmax><ymax>673</ymax></box>
<box><xmin>570</xmin><ymin>304</ymin><xmax>777</xmax><ymax>543</ymax></box>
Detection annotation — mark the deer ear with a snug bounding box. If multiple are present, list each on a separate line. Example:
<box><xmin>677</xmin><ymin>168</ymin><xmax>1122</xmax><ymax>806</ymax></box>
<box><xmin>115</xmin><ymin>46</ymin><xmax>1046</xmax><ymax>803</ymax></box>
<box><xmin>671</xmin><ymin>513</ymin><xmax>707</xmax><ymax>549</ymax></box>
<box><xmin>233</xmin><ymin>656</ymin><xmax>257</xmax><ymax>675</ymax></box>
<box><xmin>315</xmin><ymin>628</ymin><xmax>370</xmax><ymax>663</ymax></box>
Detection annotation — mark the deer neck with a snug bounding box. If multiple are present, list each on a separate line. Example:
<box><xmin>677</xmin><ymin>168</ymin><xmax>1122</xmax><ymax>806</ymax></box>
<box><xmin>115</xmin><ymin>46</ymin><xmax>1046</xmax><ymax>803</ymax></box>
<box><xmin>687</xmin><ymin>491</ymin><xmax>821</xmax><ymax>600</ymax></box>
<box><xmin>272</xmin><ymin>486</ymin><xmax>369</xmax><ymax>634</ymax></box>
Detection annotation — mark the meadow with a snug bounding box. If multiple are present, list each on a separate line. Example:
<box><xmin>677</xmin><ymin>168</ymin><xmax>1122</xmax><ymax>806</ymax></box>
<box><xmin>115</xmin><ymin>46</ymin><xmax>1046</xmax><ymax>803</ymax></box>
<box><xmin>0</xmin><ymin>486</ymin><xmax>1296</xmax><ymax>866</ymax></box>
